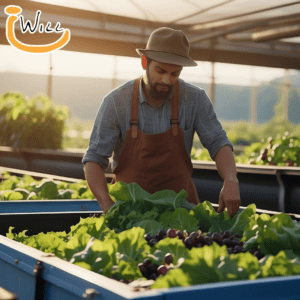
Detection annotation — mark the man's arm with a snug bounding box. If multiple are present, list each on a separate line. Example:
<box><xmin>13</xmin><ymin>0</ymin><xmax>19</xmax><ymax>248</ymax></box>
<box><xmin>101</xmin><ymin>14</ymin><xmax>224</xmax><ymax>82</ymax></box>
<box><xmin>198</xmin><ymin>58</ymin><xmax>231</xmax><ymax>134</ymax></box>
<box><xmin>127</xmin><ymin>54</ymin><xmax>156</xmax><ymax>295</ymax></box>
<box><xmin>84</xmin><ymin>162</ymin><xmax>115</xmax><ymax>214</ymax></box>
<box><xmin>214</xmin><ymin>145</ymin><xmax>241</xmax><ymax>217</ymax></box>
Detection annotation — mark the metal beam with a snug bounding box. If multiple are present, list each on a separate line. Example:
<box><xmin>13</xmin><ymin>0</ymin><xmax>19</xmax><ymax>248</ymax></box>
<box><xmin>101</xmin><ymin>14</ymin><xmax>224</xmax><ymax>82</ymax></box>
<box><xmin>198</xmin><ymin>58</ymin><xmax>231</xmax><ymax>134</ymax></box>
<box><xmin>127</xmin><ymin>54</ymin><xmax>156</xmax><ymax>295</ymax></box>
<box><xmin>0</xmin><ymin>1</ymin><xmax>299</xmax><ymax>70</ymax></box>
<box><xmin>252</xmin><ymin>25</ymin><xmax>300</xmax><ymax>42</ymax></box>
<box><xmin>189</xmin><ymin>1</ymin><xmax>300</xmax><ymax>30</ymax></box>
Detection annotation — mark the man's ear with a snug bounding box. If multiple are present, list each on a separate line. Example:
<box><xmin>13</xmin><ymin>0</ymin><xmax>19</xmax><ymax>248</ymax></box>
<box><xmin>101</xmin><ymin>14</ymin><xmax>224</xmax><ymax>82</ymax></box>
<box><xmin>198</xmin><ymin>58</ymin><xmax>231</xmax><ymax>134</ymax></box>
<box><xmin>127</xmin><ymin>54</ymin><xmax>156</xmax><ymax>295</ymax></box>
<box><xmin>142</xmin><ymin>55</ymin><xmax>147</xmax><ymax>70</ymax></box>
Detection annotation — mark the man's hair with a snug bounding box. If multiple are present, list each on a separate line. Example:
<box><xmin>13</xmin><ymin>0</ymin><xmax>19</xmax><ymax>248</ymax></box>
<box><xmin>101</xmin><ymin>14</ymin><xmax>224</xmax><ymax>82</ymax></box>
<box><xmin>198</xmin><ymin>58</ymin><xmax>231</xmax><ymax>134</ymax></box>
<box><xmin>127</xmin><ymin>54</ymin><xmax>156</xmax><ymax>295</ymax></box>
<box><xmin>146</xmin><ymin>56</ymin><xmax>153</xmax><ymax>66</ymax></box>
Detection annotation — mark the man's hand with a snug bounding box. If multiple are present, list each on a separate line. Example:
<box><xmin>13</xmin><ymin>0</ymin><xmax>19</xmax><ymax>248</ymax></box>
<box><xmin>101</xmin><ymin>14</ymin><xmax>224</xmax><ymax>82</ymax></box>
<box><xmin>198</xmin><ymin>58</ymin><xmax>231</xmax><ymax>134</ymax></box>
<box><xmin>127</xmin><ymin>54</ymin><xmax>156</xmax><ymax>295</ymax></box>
<box><xmin>217</xmin><ymin>178</ymin><xmax>241</xmax><ymax>217</ymax></box>
<box><xmin>101</xmin><ymin>196</ymin><xmax>115</xmax><ymax>214</ymax></box>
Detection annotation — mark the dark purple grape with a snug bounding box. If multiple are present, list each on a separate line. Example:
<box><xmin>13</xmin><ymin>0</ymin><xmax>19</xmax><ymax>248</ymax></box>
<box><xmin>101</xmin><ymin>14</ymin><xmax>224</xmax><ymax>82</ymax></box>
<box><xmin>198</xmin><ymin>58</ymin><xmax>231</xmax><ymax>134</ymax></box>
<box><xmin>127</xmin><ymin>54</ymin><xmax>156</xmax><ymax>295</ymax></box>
<box><xmin>149</xmin><ymin>273</ymin><xmax>158</xmax><ymax>280</ymax></box>
<box><xmin>138</xmin><ymin>262</ymin><xmax>147</xmax><ymax>274</ymax></box>
<box><xmin>143</xmin><ymin>258</ymin><xmax>151</xmax><ymax>268</ymax></box>
<box><xmin>144</xmin><ymin>234</ymin><xmax>154</xmax><ymax>242</ymax></box>
<box><xmin>195</xmin><ymin>234</ymin><xmax>205</xmax><ymax>244</ymax></box>
<box><xmin>163</xmin><ymin>253</ymin><xmax>173</xmax><ymax>265</ymax></box>
<box><xmin>222</xmin><ymin>230</ymin><xmax>231</xmax><ymax>239</ymax></box>
<box><xmin>212</xmin><ymin>232</ymin><xmax>223</xmax><ymax>244</ymax></box>
<box><xmin>157</xmin><ymin>265</ymin><xmax>168</xmax><ymax>275</ymax></box>
<box><xmin>227</xmin><ymin>248</ymin><xmax>233</xmax><ymax>254</ymax></box>
<box><xmin>167</xmin><ymin>228</ymin><xmax>177</xmax><ymax>238</ymax></box>
<box><xmin>148</xmin><ymin>263</ymin><xmax>158</xmax><ymax>274</ymax></box>
<box><xmin>176</xmin><ymin>230</ymin><xmax>184</xmax><ymax>240</ymax></box>
<box><xmin>154</xmin><ymin>233</ymin><xmax>160</xmax><ymax>240</ymax></box>
<box><xmin>149</xmin><ymin>239</ymin><xmax>158</xmax><ymax>247</ymax></box>
<box><xmin>158</xmin><ymin>229</ymin><xmax>167</xmax><ymax>239</ymax></box>
<box><xmin>222</xmin><ymin>238</ymin><xmax>232</xmax><ymax>247</ymax></box>
<box><xmin>206</xmin><ymin>232</ymin><xmax>212</xmax><ymax>237</ymax></box>
<box><xmin>189</xmin><ymin>232</ymin><xmax>198</xmax><ymax>243</ymax></box>
<box><xmin>233</xmin><ymin>245</ymin><xmax>243</xmax><ymax>254</ymax></box>
<box><xmin>233</xmin><ymin>233</ymin><xmax>242</xmax><ymax>239</ymax></box>
<box><xmin>231</xmin><ymin>238</ymin><xmax>240</xmax><ymax>247</ymax></box>
<box><xmin>196</xmin><ymin>243</ymin><xmax>203</xmax><ymax>248</ymax></box>
<box><xmin>184</xmin><ymin>237</ymin><xmax>193</xmax><ymax>248</ymax></box>
<box><xmin>204</xmin><ymin>236</ymin><xmax>212</xmax><ymax>246</ymax></box>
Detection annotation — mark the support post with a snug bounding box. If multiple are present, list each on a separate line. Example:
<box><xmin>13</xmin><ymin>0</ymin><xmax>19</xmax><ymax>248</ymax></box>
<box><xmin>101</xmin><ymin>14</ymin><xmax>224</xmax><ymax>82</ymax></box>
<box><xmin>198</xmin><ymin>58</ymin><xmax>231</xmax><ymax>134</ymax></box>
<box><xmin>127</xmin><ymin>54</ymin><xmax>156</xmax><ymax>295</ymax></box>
<box><xmin>210</xmin><ymin>61</ymin><xmax>215</xmax><ymax>106</ymax></box>
<box><xmin>47</xmin><ymin>53</ymin><xmax>52</xmax><ymax>99</ymax></box>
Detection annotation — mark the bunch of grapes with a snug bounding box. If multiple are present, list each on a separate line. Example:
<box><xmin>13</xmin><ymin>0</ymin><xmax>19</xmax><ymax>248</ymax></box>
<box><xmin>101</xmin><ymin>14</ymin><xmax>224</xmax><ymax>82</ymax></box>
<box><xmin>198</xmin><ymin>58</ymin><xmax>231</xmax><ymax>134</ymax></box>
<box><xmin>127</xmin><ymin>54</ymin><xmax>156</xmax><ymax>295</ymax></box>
<box><xmin>138</xmin><ymin>253</ymin><xmax>175</xmax><ymax>281</ymax></box>
<box><xmin>144</xmin><ymin>228</ymin><xmax>264</xmax><ymax>258</ymax></box>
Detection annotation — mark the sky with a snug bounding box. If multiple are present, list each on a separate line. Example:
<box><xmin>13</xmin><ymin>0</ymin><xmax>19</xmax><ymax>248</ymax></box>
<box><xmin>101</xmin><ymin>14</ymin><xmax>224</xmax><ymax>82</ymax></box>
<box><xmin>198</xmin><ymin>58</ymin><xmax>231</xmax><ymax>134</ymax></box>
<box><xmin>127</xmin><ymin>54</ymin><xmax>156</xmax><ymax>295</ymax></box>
<box><xmin>0</xmin><ymin>44</ymin><xmax>295</xmax><ymax>86</ymax></box>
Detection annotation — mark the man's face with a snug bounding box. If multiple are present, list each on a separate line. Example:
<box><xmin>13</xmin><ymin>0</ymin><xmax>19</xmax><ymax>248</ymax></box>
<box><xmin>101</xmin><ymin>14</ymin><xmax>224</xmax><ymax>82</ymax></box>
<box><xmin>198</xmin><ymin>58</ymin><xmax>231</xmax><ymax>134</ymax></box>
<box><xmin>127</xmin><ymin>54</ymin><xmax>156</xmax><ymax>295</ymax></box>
<box><xmin>146</xmin><ymin>60</ymin><xmax>183</xmax><ymax>101</ymax></box>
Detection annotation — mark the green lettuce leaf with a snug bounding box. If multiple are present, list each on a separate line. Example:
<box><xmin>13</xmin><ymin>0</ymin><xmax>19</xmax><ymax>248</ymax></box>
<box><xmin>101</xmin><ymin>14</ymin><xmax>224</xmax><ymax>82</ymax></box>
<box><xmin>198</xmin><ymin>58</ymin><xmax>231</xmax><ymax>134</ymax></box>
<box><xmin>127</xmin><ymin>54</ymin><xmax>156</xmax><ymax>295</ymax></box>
<box><xmin>191</xmin><ymin>201</ymin><xmax>218</xmax><ymax>232</ymax></box>
<box><xmin>151</xmin><ymin>243</ymin><xmax>249</xmax><ymax>289</ymax></box>
<box><xmin>36</xmin><ymin>179</ymin><xmax>58</xmax><ymax>199</ymax></box>
<box><xmin>159</xmin><ymin>208</ymin><xmax>199</xmax><ymax>232</ymax></box>
<box><xmin>150</xmin><ymin>237</ymin><xmax>190</xmax><ymax>265</ymax></box>
<box><xmin>133</xmin><ymin>220</ymin><xmax>164</xmax><ymax>235</ymax></box>
<box><xmin>260</xmin><ymin>250</ymin><xmax>300</xmax><ymax>278</ymax></box>
<box><xmin>243</xmin><ymin>213</ymin><xmax>300</xmax><ymax>256</ymax></box>
<box><xmin>229</xmin><ymin>203</ymin><xmax>256</xmax><ymax>235</ymax></box>
<box><xmin>69</xmin><ymin>216</ymin><xmax>110</xmax><ymax>241</ymax></box>
<box><xmin>64</xmin><ymin>233</ymin><xmax>92</xmax><ymax>261</ymax></box>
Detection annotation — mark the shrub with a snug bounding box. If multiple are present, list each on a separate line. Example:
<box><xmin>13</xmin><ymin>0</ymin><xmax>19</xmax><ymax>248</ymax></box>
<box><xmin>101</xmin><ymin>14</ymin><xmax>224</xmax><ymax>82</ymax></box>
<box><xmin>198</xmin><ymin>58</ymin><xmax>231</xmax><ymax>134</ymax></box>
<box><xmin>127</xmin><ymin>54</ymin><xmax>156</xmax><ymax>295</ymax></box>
<box><xmin>0</xmin><ymin>92</ymin><xmax>69</xmax><ymax>149</ymax></box>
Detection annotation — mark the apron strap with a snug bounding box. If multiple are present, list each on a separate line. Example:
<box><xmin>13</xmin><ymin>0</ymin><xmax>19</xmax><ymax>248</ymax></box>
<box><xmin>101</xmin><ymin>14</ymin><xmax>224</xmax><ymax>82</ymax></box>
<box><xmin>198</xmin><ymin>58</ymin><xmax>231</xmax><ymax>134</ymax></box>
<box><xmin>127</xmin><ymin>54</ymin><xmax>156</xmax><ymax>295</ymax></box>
<box><xmin>171</xmin><ymin>80</ymin><xmax>179</xmax><ymax>137</ymax></box>
<box><xmin>130</xmin><ymin>77</ymin><xmax>141</xmax><ymax>138</ymax></box>
<box><xmin>130</xmin><ymin>77</ymin><xmax>180</xmax><ymax>138</ymax></box>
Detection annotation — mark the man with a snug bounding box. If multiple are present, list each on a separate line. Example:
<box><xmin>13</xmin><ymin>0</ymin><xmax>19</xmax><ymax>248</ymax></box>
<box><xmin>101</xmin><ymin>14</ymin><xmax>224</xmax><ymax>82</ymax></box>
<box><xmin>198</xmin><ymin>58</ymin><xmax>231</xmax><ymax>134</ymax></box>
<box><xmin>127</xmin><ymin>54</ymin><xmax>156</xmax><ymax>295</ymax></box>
<box><xmin>82</xmin><ymin>27</ymin><xmax>241</xmax><ymax>217</ymax></box>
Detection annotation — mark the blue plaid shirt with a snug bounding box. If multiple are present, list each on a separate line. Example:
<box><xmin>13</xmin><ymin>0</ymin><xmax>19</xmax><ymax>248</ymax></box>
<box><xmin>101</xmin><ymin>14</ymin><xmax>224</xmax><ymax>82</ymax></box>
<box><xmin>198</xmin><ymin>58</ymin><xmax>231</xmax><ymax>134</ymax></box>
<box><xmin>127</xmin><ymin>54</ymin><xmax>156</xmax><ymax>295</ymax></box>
<box><xmin>82</xmin><ymin>77</ymin><xmax>233</xmax><ymax>171</ymax></box>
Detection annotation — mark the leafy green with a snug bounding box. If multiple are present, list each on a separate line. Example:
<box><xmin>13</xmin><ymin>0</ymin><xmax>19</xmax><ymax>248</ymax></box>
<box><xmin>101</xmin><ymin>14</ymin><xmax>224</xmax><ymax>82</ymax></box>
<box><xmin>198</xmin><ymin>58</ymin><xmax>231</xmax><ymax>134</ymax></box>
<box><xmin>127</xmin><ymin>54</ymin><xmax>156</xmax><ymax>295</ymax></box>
<box><xmin>243</xmin><ymin>213</ymin><xmax>300</xmax><ymax>256</ymax></box>
<box><xmin>229</xmin><ymin>203</ymin><xmax>256</xmax><ymax>235</ymax></box>
<box><xmin>64</xmin><ymin>233</ymin><xmax>92</xmax><ymax>261</ymax></box>
<box><xmin>105</xmin><ymin>182</ymin><xmax>186</xmax><ymax>233</ymax></box>
<box><xmin>150</xmin><ymin>237</ymin><xmax>190</xmax><ymax>265</ymax></box>
<box><xmin>69</xmin><ymin>216</ymin><xmax>110</xmax><ymax>241</ymax></box>
<box><xmin>159</xmin><ymin>208</ymin><xmax>198</xmax><ymax>232</ymax></box>
<box><xmin>0</xmin><ymin>172</ymin><xmax>95</xmax><ymax>201</ymax></box>
<box><xmin>191</xmin><ymin>201</ymin><xmax>218</xmax><ymax>232</ymax></box>
<box><xmin>6</xmin><ymin>181</ymin><xmax>300</xmax><ymax>290</ymax></box>
<box><xmin>133</xmin><ymin>220</ymin><xmax>164</xmax><ymax>235</ymax></box>
<box><xmin>151</xmin><ymin>243</ymin><xmax>249</xmax><ymax>289</ymax></box>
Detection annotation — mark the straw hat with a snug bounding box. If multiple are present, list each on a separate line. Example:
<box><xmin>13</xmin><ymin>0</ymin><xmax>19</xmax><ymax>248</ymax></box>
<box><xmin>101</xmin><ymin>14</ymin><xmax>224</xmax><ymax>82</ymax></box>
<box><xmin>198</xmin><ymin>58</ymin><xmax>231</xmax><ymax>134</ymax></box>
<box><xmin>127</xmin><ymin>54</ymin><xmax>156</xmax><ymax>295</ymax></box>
<box><xmin>136</xmin><ymin>27</ymin><xmax>197</xmax><ymax>67</ymax></box>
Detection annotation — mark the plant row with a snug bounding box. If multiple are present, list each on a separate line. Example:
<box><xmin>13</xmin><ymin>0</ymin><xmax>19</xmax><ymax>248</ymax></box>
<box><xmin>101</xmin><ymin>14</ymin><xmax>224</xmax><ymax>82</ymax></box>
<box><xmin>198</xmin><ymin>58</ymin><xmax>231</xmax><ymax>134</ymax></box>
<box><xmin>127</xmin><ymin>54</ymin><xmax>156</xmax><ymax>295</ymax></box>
<box><xmin>0</xmin><ymin>171</ymin><xmax>94</xmax><ymax>201</ymax></box>
<box><xmin>191</xmin><ymin>132</ymin><xmax>300</xmax><ymax>166</ymax></box>
<box><xmin>6</xmin><ymin>182</ymin><xmax>300</xmax><ymax>290</ymax></box>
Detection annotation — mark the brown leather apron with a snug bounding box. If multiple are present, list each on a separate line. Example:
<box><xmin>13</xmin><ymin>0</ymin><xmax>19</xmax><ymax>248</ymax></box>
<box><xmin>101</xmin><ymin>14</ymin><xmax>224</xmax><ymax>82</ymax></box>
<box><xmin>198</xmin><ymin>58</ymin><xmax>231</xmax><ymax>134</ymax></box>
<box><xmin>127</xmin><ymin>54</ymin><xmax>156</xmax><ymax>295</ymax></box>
<box><xmin>111</xmin><ymin>77</ymin><xmax>200</xmax><ymax>205</ymax></box>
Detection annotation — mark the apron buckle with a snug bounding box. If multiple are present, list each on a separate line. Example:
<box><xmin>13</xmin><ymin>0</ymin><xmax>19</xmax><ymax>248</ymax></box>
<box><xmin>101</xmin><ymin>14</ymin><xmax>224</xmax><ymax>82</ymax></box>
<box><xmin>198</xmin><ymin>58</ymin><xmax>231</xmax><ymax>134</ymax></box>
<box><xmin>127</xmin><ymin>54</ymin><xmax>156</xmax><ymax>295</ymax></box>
<box><xmin>170</xmin><ymin>119</ymin><xmax>178</xmax><ymax>136</ymax></box>
<box><xmin>130</xmin><ymin>120</ymin><xmax>138</xmax><ymax>138</ymax></box>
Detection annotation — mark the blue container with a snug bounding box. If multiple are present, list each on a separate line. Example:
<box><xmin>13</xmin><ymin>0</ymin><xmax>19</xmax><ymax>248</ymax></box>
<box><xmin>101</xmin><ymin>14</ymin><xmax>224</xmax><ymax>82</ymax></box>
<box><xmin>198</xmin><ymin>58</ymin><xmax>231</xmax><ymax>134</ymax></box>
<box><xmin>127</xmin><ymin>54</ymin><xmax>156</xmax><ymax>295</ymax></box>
<box><xmin>0</xmin><ymin>200</ymin><xmax>101</xmax><ymax>213</ymax></box>
<box><xmin>1</xmin><ymin>234</ymin><xmax>300</xmax><ymax>300</ymax></box>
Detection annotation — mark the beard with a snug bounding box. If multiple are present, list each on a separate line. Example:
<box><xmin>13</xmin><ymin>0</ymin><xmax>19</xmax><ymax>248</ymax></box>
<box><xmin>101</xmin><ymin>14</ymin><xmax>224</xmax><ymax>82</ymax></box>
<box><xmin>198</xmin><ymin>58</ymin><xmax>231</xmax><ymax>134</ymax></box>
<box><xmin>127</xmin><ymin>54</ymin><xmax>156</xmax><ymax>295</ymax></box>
<box><xmin>146</xmin><ymin>68</ymin><xmax>174</xmax><ymax>101</ymax></box>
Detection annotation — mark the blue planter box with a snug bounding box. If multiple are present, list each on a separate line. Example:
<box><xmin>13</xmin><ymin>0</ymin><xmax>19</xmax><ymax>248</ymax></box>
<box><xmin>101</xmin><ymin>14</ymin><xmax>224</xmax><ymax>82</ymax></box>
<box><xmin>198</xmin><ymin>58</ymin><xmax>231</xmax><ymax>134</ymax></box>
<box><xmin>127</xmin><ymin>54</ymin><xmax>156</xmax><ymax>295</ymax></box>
<box><xmin>1</xmin><ymin>202</ymin><xmax>300</xmax><ymax>300</ymax></box>
<box><xmin>1</xmin><ymin>235</ymin><xmax>300</xmax><ymax>300</ymax></box>
<box><xmin>0</xmin><ymin>200</ymin><xmax>101</xmax><ymax>214</ymax></box>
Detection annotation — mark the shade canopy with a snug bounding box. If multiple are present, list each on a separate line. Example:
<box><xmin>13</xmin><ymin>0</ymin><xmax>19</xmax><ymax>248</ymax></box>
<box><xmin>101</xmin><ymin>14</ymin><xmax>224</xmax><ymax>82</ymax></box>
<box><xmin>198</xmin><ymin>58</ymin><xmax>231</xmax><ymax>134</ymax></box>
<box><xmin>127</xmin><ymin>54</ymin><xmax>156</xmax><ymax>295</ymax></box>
<box><xmin>1</xmin><ymin>0</ymin><xmax>299</xmax><ymax>69</ymax></box>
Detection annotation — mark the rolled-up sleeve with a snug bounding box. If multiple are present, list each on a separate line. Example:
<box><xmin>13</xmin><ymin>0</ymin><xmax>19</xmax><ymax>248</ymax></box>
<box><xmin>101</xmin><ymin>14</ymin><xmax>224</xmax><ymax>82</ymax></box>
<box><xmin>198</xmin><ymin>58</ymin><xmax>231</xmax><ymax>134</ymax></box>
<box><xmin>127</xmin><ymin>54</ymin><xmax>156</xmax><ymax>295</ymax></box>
<box><xmin>195</xmin><ymin>90</ymin><xmax>234</xmax><ymax>160</ymax></box>
<box><xmin>82</xmin><ymin>95</ymin><xmax>120</xmax><ymax>170</ymax></box>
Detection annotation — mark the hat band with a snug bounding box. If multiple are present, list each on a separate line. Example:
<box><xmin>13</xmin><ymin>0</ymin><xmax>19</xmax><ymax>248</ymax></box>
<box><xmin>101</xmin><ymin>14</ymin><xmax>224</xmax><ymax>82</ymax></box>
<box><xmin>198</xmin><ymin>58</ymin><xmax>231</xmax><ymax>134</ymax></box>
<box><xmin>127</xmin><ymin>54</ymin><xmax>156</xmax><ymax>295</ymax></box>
<box><xmin>142</xmin><ymin>49</ymin><xmax>192</xmax><ymax>60</ymax></box>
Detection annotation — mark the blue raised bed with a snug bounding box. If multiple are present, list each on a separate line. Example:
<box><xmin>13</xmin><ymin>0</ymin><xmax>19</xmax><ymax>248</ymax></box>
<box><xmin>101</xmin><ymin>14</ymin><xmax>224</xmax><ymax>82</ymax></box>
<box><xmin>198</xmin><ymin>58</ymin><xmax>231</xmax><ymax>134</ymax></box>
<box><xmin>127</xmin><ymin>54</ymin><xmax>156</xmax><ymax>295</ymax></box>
<box><xmin>0</xmin><ymin>200</ymin><xmax>101</xmax><ymax>213</ymax></box>
<box><xmin>1</xmin><ymin>234</ymin><xmax>300</xmax><ymax>300</ymax></box>
<box><xmin>1</xmin><ymin>207</ymin><xmax>300</xmax><ymax>300</ymax></box>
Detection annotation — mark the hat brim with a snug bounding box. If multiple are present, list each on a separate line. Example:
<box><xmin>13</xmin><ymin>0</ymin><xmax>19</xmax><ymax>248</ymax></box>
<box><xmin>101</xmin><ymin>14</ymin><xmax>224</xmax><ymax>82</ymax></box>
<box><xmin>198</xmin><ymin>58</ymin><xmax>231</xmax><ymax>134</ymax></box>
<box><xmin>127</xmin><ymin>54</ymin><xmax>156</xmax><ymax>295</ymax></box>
<box><xmin>136</xmin><ymin>49</ymin><xmax>197</xmax><ymax>67</ymax></box>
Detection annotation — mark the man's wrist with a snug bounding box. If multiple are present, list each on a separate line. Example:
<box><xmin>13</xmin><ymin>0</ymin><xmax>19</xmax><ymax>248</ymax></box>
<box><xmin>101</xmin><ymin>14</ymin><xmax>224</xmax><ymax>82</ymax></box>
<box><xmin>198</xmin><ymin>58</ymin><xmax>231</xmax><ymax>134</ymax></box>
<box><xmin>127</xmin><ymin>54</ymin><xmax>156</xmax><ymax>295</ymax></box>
<box><xmin>224</xmin><ymin>174</ymin><xmax>239</xmax><ymax>182</ymax></box>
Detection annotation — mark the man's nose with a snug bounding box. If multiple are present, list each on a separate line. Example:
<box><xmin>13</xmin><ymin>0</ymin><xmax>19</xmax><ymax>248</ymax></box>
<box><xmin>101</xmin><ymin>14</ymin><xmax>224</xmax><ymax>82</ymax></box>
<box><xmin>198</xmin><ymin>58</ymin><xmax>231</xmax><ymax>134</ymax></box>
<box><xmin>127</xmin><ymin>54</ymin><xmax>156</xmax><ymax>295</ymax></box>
<box><xmin>162</xmin><ymin>74</ymin><xmax>171</xmax><ymax>85</ymax></box>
